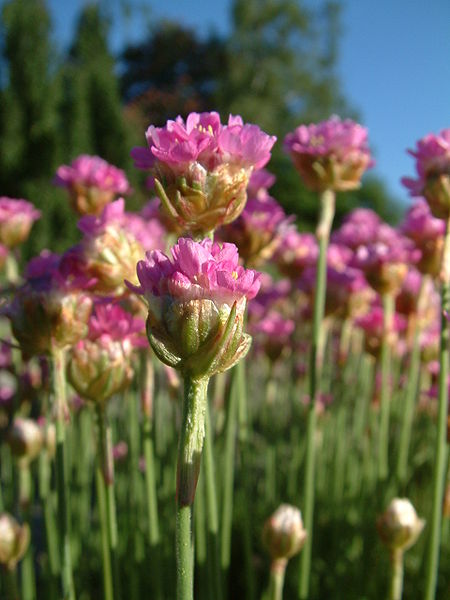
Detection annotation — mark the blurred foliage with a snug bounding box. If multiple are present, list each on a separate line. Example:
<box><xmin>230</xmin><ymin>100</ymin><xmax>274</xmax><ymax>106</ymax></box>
<box><xmin>0</xmin><ymin>0</ymin><xmax>401</xmax><ymax>262</ymax></box>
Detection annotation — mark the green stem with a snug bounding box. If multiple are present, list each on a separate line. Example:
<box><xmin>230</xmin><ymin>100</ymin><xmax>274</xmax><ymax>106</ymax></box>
<box><xmin>220</xmin><ymin>372</ymin><xmax>238</xmax><ymax>579</ymax></box>
<box><xmin>396</xmin><ymin>317</ymin><xmax>422</xmax><ymax>485</ymax></box>
<box><xmin>268</xmin><ymin>559</ymin><xmax>287</xmax><ymax>600</ymax></box>
<box><xmin>378</xmin><ymin>292</ymin><xmax>395</xmax><ymax>480</ymax></box>
<box><xmin>95</xmin><ymin>463</ymin><xmax>114</xmax><ymax>600</ymax></box>
<box><xmin>389</xmin><ymin>549</ymin><xmax>404</xmax><ymax>600</ymax></box>
<box><xmin>236</xmin><ymin>360</ymin><xmax>256</xmax><ymax>600</ymax></box>
<box><xmin>299</xmin><ymin>188</ymin><xmax>335</xmax><ymax>599</ymax></box>
<box><xmin>424</xmin><ymin>215</ymin><xmax>450</xmax><ymax>600</ymax></box>
<box><xmin>3</xmin><ymin>566</ymin><xmax>20</xmax><ymax>600</ymax></box>
<box><xmin>19</xmin><ymin>465</ymin><xmax>35</xmax><ymax>600</ymax></box>
<box><xmin>96</xmin><ymin>407</ymin><xmax>121</xmax><ymax>600</ymax></box>
<box><xmin>51</xmin><ymin>346</ymin><xmax>75</xmax><ymax>600</ymax></box>
<box><xmin>176</xmin><ymin>375</ymin><xmax>209</xmax><ymax>600</ymax></box>
<box><xmin>39</xmin><ymin>443</ymin><xmax>60</xmax><ymax>579</ymax></box>
<box><xmin>204</xmin><ymin>403</ymin><xmax>223</xmax><ymax>600</ymax></box>
<box><xmin>141</xmin><ymin>353</ymin><xmax>163</xmax><ymax>600</ymax></box>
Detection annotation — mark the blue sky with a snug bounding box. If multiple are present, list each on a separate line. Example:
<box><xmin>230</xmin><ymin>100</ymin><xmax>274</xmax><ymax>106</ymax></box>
<box><xmin>47</xmin><ymin>0</ymin><xmax>450</xmax><ymax>205</ymax></box>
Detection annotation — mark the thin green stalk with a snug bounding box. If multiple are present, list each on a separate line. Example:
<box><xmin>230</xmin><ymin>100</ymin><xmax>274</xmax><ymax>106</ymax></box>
<box><xmin>220</xmin><ymin>372</ymin><xmax>238</xmax><ymax>579</ymax></box>
<box><xmin>194</xmin><ymin>472</ymin><xmax>209</xmax><ymax>600</ymax></box>
<box><xmin>389</xmin><ymin>549</ymin><xmax>404</xmax><ymax>600</ymax></box>
<box><xmin>95</xmin><ymin>464</ymin><xmax>113</xmax><ymax>600</ymax></box>
<box><xmin>204</xmin><ymin>403</ymin><xmax>223</xmax><ymax>600</ymax></box>
<box><xmin>176</xmin><ymin>375</ymin><xmax>209</xmax><ymax>600</ymax></box>
<box><xmin>268</xmin><ymin>559</ymin><xmax>287</xmax><ymax>600</ymax></box>
<box><xmin>39</xmin><ymin>442</ymin><xmax>60</xmax><ymax>581</ymax></box>
<box><xmin>140</xmin><ymin>352</ymin><xmax>163</xmax><ymax>600</ymax></box>
<box><xmin>424</xmin><ymin>216</ymin><xmax>450</xmax><ymax>600</ymax></box>
<box><xmin>51</xmin><ymin>346</ymin><xmax>75</xmax><ymax>600</ymax></box>
<box><xmin>378</xmin><ymin>292</ymin><xmax>395</xmax><ymax>480</ymax></box>
<box><xmin>96</xmin><ymin>407</ymin><xmax>121</xmax><ymax>600</ymax></box>
<box><xmin>236</xmin><ymin>360</ymin><xmax>256</xmax><ymax>600</ymax></box>
<box><xmin>396</xmin><ymin>318</ymin><xmax>422</xmax><ymax>484</ymax></box>
<box><xmin>299</xmin><ymin>188</ymin><xmax>335</xmax><ymax>599</ymax></box>
<box><xmin>2</xmin><ymin>566</ymin><xmax>20</xmax><ymax>600</ymax></box>
<box><xmin>18</xmin><ymin>464</ymin><xmax>35</xmax><ymax>600</ymax></box>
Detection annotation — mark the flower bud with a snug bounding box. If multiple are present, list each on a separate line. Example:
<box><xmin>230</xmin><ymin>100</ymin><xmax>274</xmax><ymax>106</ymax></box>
<box><xmin>377</xmin><ymin>498</ymin><xmax>425</xmax><ymax>552</ymax></box>
<box><xmin>8</xmin><ymin>418</ymin><xmax>43</xmax><ymax>464</ymax></box>
<box><xmin>0</xmin><ymin>513</ymin><xmax>30</xmax><ymax>570</ymax></box>
<box><xmin>262</xmin><ymin>504</ymin><xmax>307</xmax><ymax>561</ymax></box>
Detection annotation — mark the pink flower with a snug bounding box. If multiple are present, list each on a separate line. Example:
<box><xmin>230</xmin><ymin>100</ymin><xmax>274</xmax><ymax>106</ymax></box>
<box><xmin>0</xmin><ymin>197</ymin><xmax>41</xmax><ymax>248</ymax></box>
<box><xmin>350</xmin><ymin>226</ymin><xmax>420</xmax><ymax>295</ymax></box>
<box><xmin>218</xmin><ymin>195</ymin><xmax>295</xmax><ymax>267</ymax></box>
<box><xmin>54</xmin><ymin>155</ymin><xmax>131</xmax><ymax>216</ymax></box>
<box><xmin>88</xmin><ymin>302</ymin><xmax>146</xmax><ymax>350</ymax></box>
<box><xmin>331</xmin><ymin>208</ymin><xmax>382</xmax><ymax>250</ymax></box>
<box><xmin>133</xmin><ymin>238</ymin><xmax>260</xmax><ymax>306</ymax></box>
<box><xmin>4</xmin><ymin>251</ymin><xmax>93</xmax><ymax>357</ymax></box>
<box><xmin>247</xmin><ymin>169</ymin><xmax>276</xmax><ymax>199</ymax></box>
<box><xmin>400</xmin><ymin>198</ymin><xmax>444</xmax><ymax>276</ymax></box>
<box><xmin>273</xmin><ymin>230</ymin><xmax>318</xmax><ymax>279</ymax></box>
<box><xmin>402</xmin><ymin>129</ymin><xmax>450</xmax><ymax>219</ymax></box>
<box><xmin>66</xmin><ymin>199</ymin><xmax>144</xmax><ymax>297</ymax></box>
<box><xmin>356</xmin><ymin>305</ymin><xmax>406</xmax><ymax>357</ymax></box>
<box><xmin>131</xmin><ymin>112</ymin><xmax>276</xmax><ymax>236</ymax></box>
<box><xmin>284</xmin><ymin>116</ymin><xmax>373</xmax><ymax>192</ymax></box>
<box><xmin>129</xmin><ymin>238</ymin><xmax>260</xmax><ymax>376</ymax></box>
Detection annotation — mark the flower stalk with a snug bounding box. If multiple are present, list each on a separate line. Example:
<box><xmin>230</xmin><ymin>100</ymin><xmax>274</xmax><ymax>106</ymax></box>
<box><xmin>424</xmin><ymin>214</ymin><xmax>450</xmax><ymax>600</ymax></box>
<box><xmin>299</xmin><ymin>188</ymin><xmax>335</xmax><ymax>599</ymax></box>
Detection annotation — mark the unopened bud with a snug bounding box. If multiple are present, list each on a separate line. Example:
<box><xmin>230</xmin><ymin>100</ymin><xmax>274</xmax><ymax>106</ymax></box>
<box><xmin>8</xmin><ymin>418</ymin><xmax>43</xmax><ymax>464</ymax></box>
<box><xmin>262</xmin><ymin>504</ymin><xmax>307</xmax><ymax>561</ymax></box>
<box><xmin>377</xmin><ymin>498</ymin><xmax>425</xmax><ymax>552</ymax></box>
<box><xmin>0</xmin><ymin>513</ymin><xmax>30</xmax><ymax>570</ymax></box>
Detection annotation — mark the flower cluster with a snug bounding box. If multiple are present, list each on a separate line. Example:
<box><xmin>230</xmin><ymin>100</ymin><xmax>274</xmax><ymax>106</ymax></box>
<box><xmin>402</xmin><ymin>128</ymin><xmax>450</xmax><ymax>218</ymax></box>
<box><xmin>132</xmin><ymin>112</ymin><xmax>276</xmax><ymax>236</ymax></box>
<box><xmin>0</xmin><ymin>197</ymin><xmax>41</xmax><ymax>249</ymax></box>
<box><xmin>129</xmin><ymin>238</ymin><xmax>260</xmax><ymax>377</ymax></box>
<box><xmin>55</xmin><ymin>155</ymin><xmax>131</xmax><ymax>216</ymax></box>
<box><xmin>284</xmin><ymin>116</ymin><xmax>373</xmax><ymax>192</ymax></box>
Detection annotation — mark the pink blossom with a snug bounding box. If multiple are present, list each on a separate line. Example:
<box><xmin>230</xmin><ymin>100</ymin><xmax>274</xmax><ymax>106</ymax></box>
<box><xmin>88</xmin><ymin>302</ymin><xmax>146</xmax><ymax>350</ymax></box>
<box><xmin>131</xmin><ymin>113</ymin><xmax>276</xmax><ymax>236</ymax></box>
<box><xmin>273</xmin><ymin>230</ymin><xmax>318</xmax><ymax>279</ymax></box>
<box><xmin>218</xmin><ymin>196</ymin><xmax>295</xmax><ymax>266</ymax></box>
<box><xmin>132</xmin><ymin>238</ymin><xmax>260</xmax><ymax>306</ymax></box>
<box><xmin>284</xmin><ymin>116</ymin><xmax>373</xmax><ymax>191</ymax></box>
<box><xmin>55</xmin><ymin>155</ymin><xmax>131</xmax><ymax>194</ymax></box>
<box><xmin>356</xmin><ymin>305</ymin><xmax>407</xmax><ymax>356</ymax></box>
<box><xmin>331</xmin><ymin>208</ymin><xmax>382</xmax><ymax>250</ymax></box>
<box><xmin>133</xmin><ymin>112</ymin><xmax>276</xmax><ymax>175</ymax></box>
<box><xmin>247</xmin><ymin>169</ymin><xmax>276</xmax><ymax>199</ymax></box>
<box><xmin>0</xmin><ymin>197</ymin><xmax>41</xmax><ymax>248</ymax></box>
<box><xmin>402</xmin><ymin>129</ymin><xmax>450</xmax><ymax>195</ymax></box>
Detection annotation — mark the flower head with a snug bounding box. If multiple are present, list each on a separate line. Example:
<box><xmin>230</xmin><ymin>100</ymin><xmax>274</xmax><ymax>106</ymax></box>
<box><xmin>0</xmin><ymin>513</ymin><xmax>30</xmax><ymax>570</ymax></box>
<box><xmin>131</xmin><ymin>112</ymin><xmax>276</xmax><ymax>237</ymax></box>
<box><xmin>0</xmin><ymin>197</ymin><xmax>41</xmax><ymax>248</ymax></box>
<box><xmin>377</xmin><ymin>498</ymin><xmax>425</xmax><ymax>552</ymax></box>
<box><xmin>67</xmin><ymin>302</ymin><xmax>145</xmax><ymax>406</ymax></box>
<box><xmin>129</xmin><ymin>238</ymin><xmax>260</xmax><ymax>377</ymax></box>
<box><xmin>402</xmin><ymin>129</ymin><xmax>450</xmax><ymax>219</ymax></box>
<box><xmin>284</xmin><ymin>116</ymin><xmax>373</xmax><ymax>192</ymax></box>
<box><xmin>262</xmin><ymin>504</ymin><xmax>307</xmax><ymax>561</ymax></box>
<box><xmin>401</xmin><ymin>198</ymin><xmax>444</xmax><ymax>276</ymax></box>
<box><xmin>66</xmin><ymin>199</ymin><xmax>144</xmax><ymax>296</ymax></box>
<box><xmin>273</xmin><ymin>230</ymin><xmax>318</xmax><ymax>279</ymax></box>
<box><xmin>4</xmin><ymin>251</ymin><xmax>93</xmax><ymax>357</ymax></box>
<box><xmin>54</xmin><ymin>154</ymin><xmax>131</xmax><ymax>216</ymax></box>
